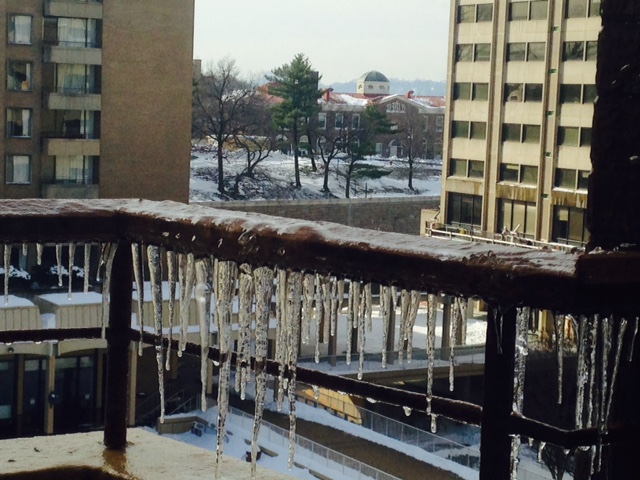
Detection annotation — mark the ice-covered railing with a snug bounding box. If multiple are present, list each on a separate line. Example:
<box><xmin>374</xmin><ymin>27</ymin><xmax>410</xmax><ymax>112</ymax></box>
<box><xmin>0</xmin><ymin>199</ymin><xmax>639</xmax><ymax>480</ymax></box>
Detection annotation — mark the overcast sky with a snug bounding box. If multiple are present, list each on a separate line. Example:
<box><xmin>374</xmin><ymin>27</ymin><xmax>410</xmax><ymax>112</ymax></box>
<box><xmin>193</xmin><ymin>0</ymin><xmax>452</xmax><ymax>85</ymax></box>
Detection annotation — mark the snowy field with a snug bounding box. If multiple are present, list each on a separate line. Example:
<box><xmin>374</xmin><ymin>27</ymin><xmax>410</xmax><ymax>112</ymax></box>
<box><xmin>189</xmin><ymin>149</ymin><xmax>442</xmax><ymax>202</ymax></box>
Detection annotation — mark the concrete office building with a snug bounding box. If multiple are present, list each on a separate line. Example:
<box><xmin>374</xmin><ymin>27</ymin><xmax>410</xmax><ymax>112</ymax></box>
<box><xmin>1</xmin><ymin>0</ymin><xmax>194</xmax><ymax>202</ymax></box>
<box><xmin>440</xmin><ymin>0</ymin><xmax>600</xmax><ymax>247</ymax></box>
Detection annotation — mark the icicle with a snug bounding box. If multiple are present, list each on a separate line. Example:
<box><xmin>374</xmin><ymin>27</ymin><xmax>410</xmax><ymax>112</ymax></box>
<box><xmin>3</xmin><ymin>245</ymin><xmax>9</xmax><ymax>305</ymax></box>
<box><xmin>449</xmin><ymin>297</ymin><xmax>462</xmax><ymax>391</ymax></box>
<box><xmin>99</xmin><ymin>243</ymin><xmax>118</xmax><ymax>339</ymax></box>
<box><xmin>131</xmin><ymin>244</ymin><xmax>145</xmax><ymax>357</ymax></box>
<box><xmin>178</xmin><ymin>253</ymin><xmax>196</xmax><ymax>356</ymax></box>
<box><xmin>251</xmin><ymin>266</ymin><xmax>274</xmax><ymax>478</ymax></box>
<box><xmin>147</xmin><ymin>246</ymin><xmax>165</xmax><ymax>423</ymax></box>
<box><xmin>165</xmin><ymin>251</ymin><xmax>177</xmax><ymax>371</ymax></box>
<box><xmin>286</xmin><ymin>271</ymin><xmax>303</xmax><ymax>471</ymax></box>
<box><xmin>275</xmin><ymin>269</ymin><xmax>288</xmax><ymax>411</ymax></box>
<box><xmin>312</xmin><ymin>385</ymin><xmax>320</xmax><ymax>401</ymax></box>
<box><xmin>629</xmin><ymin>317</ymin><xmax>639</xmax><ymax>362</ymax></box>
<box><xmin>513</xmin><ymin>307</ymin><xmax>529</xmax><ymax>413</ymax></box>
<box><xmin>406</xmin><ymin>290</ymin><xmax>420</xmax><ymax>364</ymax></box>
<box><xmin>603</xmin><ymin>318</ymin><xmax>627</xmax><ymax>432</ymax></box>
<box><xmin>380</xmin><ymin>286</ymin><xmax>391</xmax><ymax>368</ymax></box>
<box><xmin>555</xmin><ymin>314</ymin><xmax>565</xmax><ymax>405</ymax></box>
<box><xmin>575</xmin><ymin>316</ymin><xmax>589</xmax><ymax>428</ymax></box>
<box><xmin>67</xmin><ymin>243</ymin><xmax>76</xmax><ymax>300</ymax></box>
<box><xmin>511</xmin><ymin>435</ymin><xmax>521</xmax><ymax>480</ymax></box>
<box><xmin>403</xmin><ymin>407</ymin><xmax>412</xmax><ymax>417</ymax></box>
<box><xmin>538</xmin><ymin>442</ymin><xmax>546</xmax><ymax>462</ymax></box>
<box><xmin>195</xmin><ymin>258</ymin><xmax>212</xmax><ymax>414</ymax></box>
<box><xmin>337</xmin><ymin>279</ymin><xmax>345</xmax><ymax>314</ymax></box>
<box><xmin>398</xmin><ymin>289</ymin><xmax>410</xmax><ymax>364</ymax></box>
<box><xmin>426</xmin><ymin>293</ymin><xmax>437</xmax><ymax>415</ymax></box>
<box><xmin>36</xmin><ymin>243</ymin><xmax>44</xmax><ymax>265</ymax></box>
<box><xmin>364</xmin><ymin>283</ymin><xmax>373</xmax><ymax>332</ymax></box>
<box><xmin>430</xmin><ymin>414</ymin><xmax>438</xmax><ymax>433</ymax></box>
<box><xmin>21</xmin><ymin>243</ymin><xmax>27</xmax><ymax>256</ymax></box>
<box><xmin>356</xmin><ymin>282</ymin><xmax>366</xmax><ymax>380</ymax></box>
<box><xmin>83</xmin><ymin>244</ymin><xmax>90</xmax><ymax>293</ymax></box>
<box><xmin>302</xmin><ymin>274</ymin><xmax>315</xmax><ymax>344</ymax></box>
<box><xmin>587</xmin><ymin>316</ymin><xmax>600</xmax><ymax>429</ymax></box>
<box><xmin>493</xmin><ymin>307</ymin><xmax>504</xmax><ymax>354</ymax></box>
<box><xmin>320</xmin><ymin>276</ymin><xmax>331</xmax><ymax>342</ymax></box>
<box><xmin>314</xmin><ymin>274</ymin><xmax>323</xmax><ymax>364</ymax></box>
<box><xmin>56</xmin><ymin>243</ymin><xmax>63</xmax><ymax>287</ymax></box>
<box><xmin>214</xmin><ymin>261</ymin><xmax>237</xmax><ymax>478</ymax></box>
<box><xmin>346</xmin><ymin>281</ymin><xmax>355</xmax><ymax>366</ymax></box>
<box><xmin>236</xmin><ymin>264</ymin><xmax>253</xmax><ymax>400</ymax></box>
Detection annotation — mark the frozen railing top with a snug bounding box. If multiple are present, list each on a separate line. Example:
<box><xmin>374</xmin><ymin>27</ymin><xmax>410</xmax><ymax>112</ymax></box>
<box><xmin>1</xmin><ymin>198</ymin><xmax>639</xmax><ymax>315</ymax></box>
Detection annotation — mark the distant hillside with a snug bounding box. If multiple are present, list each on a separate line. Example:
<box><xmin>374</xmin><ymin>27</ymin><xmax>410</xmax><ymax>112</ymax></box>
<box><xmin>321</xmin><ymin>78</ymin><xmax>447</xmax><ymax>97</ymax></box>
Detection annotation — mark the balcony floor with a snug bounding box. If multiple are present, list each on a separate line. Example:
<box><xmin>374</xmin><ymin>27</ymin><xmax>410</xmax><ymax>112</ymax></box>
<box><xmin>0</xmin><ymin>428</ymin><xmax>295</xmax><ymax>479</ymax></box>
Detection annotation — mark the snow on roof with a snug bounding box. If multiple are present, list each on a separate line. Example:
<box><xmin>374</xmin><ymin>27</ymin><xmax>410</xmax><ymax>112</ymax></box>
<box><xmin>0</xmin><ymin>295</ymin><xmax>35</xmax><ymax>308</ymax></box>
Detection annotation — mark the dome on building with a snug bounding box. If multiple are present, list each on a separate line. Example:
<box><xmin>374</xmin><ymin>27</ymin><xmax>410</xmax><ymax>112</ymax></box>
<box><xmin>358</xmin><ymin>71</ymin><xmax>390</xmax><ymax>83</ymax></box>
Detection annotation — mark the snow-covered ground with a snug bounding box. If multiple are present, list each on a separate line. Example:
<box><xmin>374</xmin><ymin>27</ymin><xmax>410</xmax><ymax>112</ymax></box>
<box><xmin>190</xmin><ymin>149</ymin><xmax>442</xmax><ymax>201</ymax></box>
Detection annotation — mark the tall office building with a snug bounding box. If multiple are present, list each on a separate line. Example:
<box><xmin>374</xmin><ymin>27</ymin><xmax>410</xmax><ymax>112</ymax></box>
<box><xmin>1</xmin><ymin>0</ymin><xmax>194</xmax><ymax>202</ymax></box>
<box><xmin>440</xmin><ymin>0</ymin><xmax>600</xmax><ymax>247</ymax></box>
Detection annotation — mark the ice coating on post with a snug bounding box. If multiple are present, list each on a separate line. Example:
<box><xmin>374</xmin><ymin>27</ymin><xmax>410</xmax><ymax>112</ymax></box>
<box><xmin>147</xmin><ymin>245</ymin><xmax>165</xmax><ymax>423</ymax></box>
<box><xmin>99</xmin><ymin>243</ymin><xmax>117</xmax><ymax>339</ymax></box>
<box><xmin>178</xmin><ymin>253</ymin><xmax>196</xmax><ymax>356</ymax></box>
<box><xmin>286</xmin><ymin>271</ymin><xmax>302</xmax><ymax>470</ymax></box>
<box><xmin>555</xmin><ymin>314</ymin><xmax>565</xmax><ymax>405</ymax></box>
<box><xmin>195</xmin><ymin>258</ymin><xmax>212</xmax><ymax>414</ymax></box>
<box><xmin>83</xmin><ymin>244</ymin><xmax>90</xmax><ymax>294</ymax></box>
<box><xmin>604</xmin><ymin>318</ymin><xmax>627</xmax><ymax>435</ymax></box>
<box><xmin>314</xmin><ymin>274</ymin><xmax>324</xmax><ymax>364</ymax></box>
<box><xmin>131</xmin><ymin>243</ymin><xmax>145</xmax><ymax>357</ymax></box>
<box><xmin>236</xmin><ymin>264</ymin><xmax>253</xmax><ymax>400</ymax></box>
<box><xmin>426</xmin><ymin>293</ymin><xmax>437</xmax><ymax>415</ymax></box>
<box><xmin>302</xmin><ymin>274</ymin><xmax>315</xmax><ymax>345</ymax></box>
<box><xmin>449</xmin><ymin>298</ymin><xmax>462</xmax><ymax>391</ymax></box>
<box><xmin>251</xmin><ymin>267</ymin><xmax>273</xmax><ymax>478</ymax></box>
<box><xmin>407</xmin><ymin>290</ymin><xmax>420</xmax><ymax>364</ymax></box>
<box><xmin>629</xmin><ymin>317</ymin><xmax>639</xmax><ymax>362</ymax></box>
<box><xmin>67</xmin><ymin>243</ymin><xmax>76</xmax><ymax>300</ymax></box>
<box><xmin>596</xmin><ymin>317</ymin><xmax>613</xmax><ymax>473</ymax></box>
<box><xmin>575</xmin><ymin>316</ymin><xmax>589</xmax><ymax>429</ymax></box>
<box><xmin>587</xmin><ymin>316</ymin><xmax>600</xmax><ymax>430</ymax></box>
<box><xmin>380</xmin><ymin>286</ymin><xmax>391</xmax><ymax>368</ymax></box>
<box><xmin>214</xmin><ymin>261</ymin><xmax>237</xmax><ymax>478</ymax></box>
<box><xmin>346</xmin><ymin>281</ymin><xmax>355</xmax><ymax>366</ymax></box>
<box><xmin>357</xmin><ymin>285</ymin><xmax>366</xmax><ymax>380</ymax></box>
<box><xmin>165</xmin><ymin>251</ymin><xmax>177</xmax><ymax>371</ymax></box>
<box><xmin>511</xmin><ymin>307</ymin><xmax>530</xmax><ymax>480</ymax></box>
<box><xmin>3</xmin><ymin>244</ymin><xmax>9</xmax><ymax>306</ymax></box>
<box><xmin>430</xmin><ymin>414</ymin><xmax>438</xmax><ymax>433</ymax></box>
<box><xmin>320</xmin><ymin>276</ymin><xmax>331</xmax><ymax>343</ymax></box>
<box><xmin>36</xmin><ymin>243</ymin><xmax>43</xmax><ymax>266</ymax></box>
<box><xmin>55</xmin><ymin>243</ymin><xmax>63</xmax><ymax>287</ymax></box>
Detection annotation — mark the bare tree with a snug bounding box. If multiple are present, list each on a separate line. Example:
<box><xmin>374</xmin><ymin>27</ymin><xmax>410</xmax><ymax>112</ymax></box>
<box><xmin>316</xmin><ymin>126</ymin><xmax>349</xmax><ymax>195</ymax></box>
<box><xmin>394</xmin><ymin>108</ymin><xmax>427</xmax><ymax>190</ymax></box>
<box><xmin>192</xmin><ymin>57</ymin><xmax>258</xmax><ymax>195</ymax></box>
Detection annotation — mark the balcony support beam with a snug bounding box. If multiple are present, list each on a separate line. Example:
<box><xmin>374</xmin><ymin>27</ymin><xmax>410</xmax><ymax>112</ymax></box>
<box><xmin>479</xmin><ymin>307</ymin><xmax>517</xmax><ymax>480</ymax></box>
<box><xmin>104</xmin><ymin>242</ymin><xmax>132</xmax><ymax>450</ymax></box>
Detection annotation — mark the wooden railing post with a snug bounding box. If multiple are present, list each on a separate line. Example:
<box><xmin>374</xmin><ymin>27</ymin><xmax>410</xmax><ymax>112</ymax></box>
<box><xmin>479</xmin><ymin>307</ymin><xmax>517</xmax><ymax>480</ymax></box>
<box><xmin>104</xmin><ymin>241</ymin><xmax>132</xmax><ymax>450</ymax></box>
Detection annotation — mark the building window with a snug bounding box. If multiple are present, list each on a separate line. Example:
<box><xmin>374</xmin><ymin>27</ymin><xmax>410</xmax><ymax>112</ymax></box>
<box><xmin>55</xmin><ymin>155</ymin><xmax>98</xmax><ymax>184</ymax></box>
<box><xmin>525</xmin><ymin>84</ymin><xmax>543</xmax><ymax>102</ymax></box>
<box><xmin>558</xmin><ymin>126</ymin><xmax>591</xmax><ymax>147</ymax></box>
<box><xmin>523</xmin><ymin>124</ymin><xmax>541</xmax><ymax>143</ymax></box>
<box><xmin>456</xmin><ymin>44</ymin><xmax>473</xmax><ymax>62</ymax></box>
<box><xmin>554</xmin><ymin>168</ymin><xmax>590</xmax><ymax>190</ymax></box>
<box><xmin>578</xmin><ymin>170</ymin><xmax>590</xmax><ymax>190</ymax></box>
<box><xmin>583</xmin><ymin>84</ymin><xmax>597</xmax><ymax>103</ymax></box>
<box><xmin>335</xmin><ymin>113</ymin><xmax>344</xmax><ymax>129</ymax></box>
<box><xmin>502</xmin><ymin>124</ymin><xmax>521</xmax><ymax>142</ymax></box>
<box><xmin>458</xmin><ymin>4</ymin><xmax>493</xmax><ymax>23</ymax></box>
<box><xmin>530</xmin><ymin>1</ymin><xmax>549</xmax><ymax>20</ymax></box>
<box><xmin>470</xmin><ymin>121</ymin><xmax>487</xmax><ymax>140</ymax></box>
<box><xmin>452</xmin><ymin>121</ymin><xmax>470</xmax><ymax>138</ymax></box>
<box><xmin>7</xmin><ymin>61</ymin><xmax>32</xmax><ymax>91</ymax></box>
<box><xmin>435</xmin><ymin>115</ymin><xmax>444</xmax><ymax>132</ymax></box>
<box><xmin>5</xmin><ymin>155</ymin><xmax>31</xmax><ymax>184</ymax></box>
<box><xmin>317</xmin><ymin>112</ymin><xmax>326</xmax><ymax>129</ymax></box>
<box><xmin>552</xmin><ymin>206</ymin><xmax>587</xmax><ymax>246</ymax></box>
<box><xmin>55</xmin><ymin>64</ymin><xmax>101</xmax><ymax>94</ymax></box>
<box><xmin>472</xmin><ymin>83</ymin><xmax>489</xmax><ymax>101</ymax></box>
<box><xmin>386</xmin><ymin>101</ymin><xmax>406</xmax><ymax>113</ymax></box>
<box><xmin>527</xmin><ymin>42</ymin><xmax>546</xmax><ymax>61</ymax></box>
<box><xmin>6</xmin><ymin>108</ymin><xmax>32</xmax><ymax>138</ymax></box>
<box><xmin>351</xmin><ymin>114</ymin><xmax>360</xmax><ymax>130</ymax></box>
<box><xmin>505</xmin><ymin>83</ymin><xmax>543</xmax><ymax>102</ymax></box>
<box><xmin>454</xmin><ymin>83</ymin><xmax>471</xmax><ymax>100</ymax></box>
<box><xmin>509</xmin><ymin>2</ymin><xmax>529</xmax><ymax>21</ymax></box>
<box><xmin>560</xmin><ymin>84</ymin><xmax>596</xmax><ymax>103</ymax></box>
<box><xmin>509</xmin><ymin>1</ymin><xmax>549</xmax><ymax>20</ymax></box>
<box><xmin>498</xmin><ymin>199</ymin><xmax>537</xmax><ymax>237</ymax></box>
<box><xmin>507</xmin><ymin>43</ymin><xmax>526</xmax><ymax>61</ymax></box>
<box><xmin>563</xmin><ymin>41</ymin><xmax>598</xmax><ymax>61</ymax></box>
<box><xmin>8</xmin><ymin>15</ymin><xmax>32</xmax><ymax>45</ymax></box>
<box><xmin>502</xmin><ymin>124</ymin><xmax>540</xmax><ymax>143</ymax></box>
<box><xmin>500</xmin><ymin>164</ymin><xmax>520</xmax><ymax>182</ymax></box>
<box><xmin>566</xmin><ymin>0</ymin><xmax>601</xmax><ymax>18</ymax></box>
<box><xmin>447</xmin><ymin>193</ymin><xmax>482</xmax><ymax>229</ymax></box>
<box><xmin>56</xmin><ymin>18</ymin><xmax>101</xmax><ymax>48</ymax></box>
<box><xmin>474</xmin><ymin>44</ymin><xmax>491</xmax><ymax>61</ymax></box>
<box><xmin>449</xmin><ymin>159</ymin><xmax>484</xmax><ymax>179</ymax></box>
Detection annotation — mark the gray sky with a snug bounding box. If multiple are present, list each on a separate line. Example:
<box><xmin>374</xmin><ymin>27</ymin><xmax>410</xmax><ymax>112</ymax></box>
<box><xmin>193</xmin><ymin>0</ymin><xmax>451</xmax><ymax>85</ymax></box>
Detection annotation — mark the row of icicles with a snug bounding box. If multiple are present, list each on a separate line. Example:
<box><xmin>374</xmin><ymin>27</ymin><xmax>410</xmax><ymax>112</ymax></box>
<box><xmin>510</xmin><ymin>308</ymin><xmax>638</xmax><ymax>480</ymax></box>
<box><xmin>3</xmin><ymin>241</ymin><xmax>633</xmax><ymax>479</ymax></box>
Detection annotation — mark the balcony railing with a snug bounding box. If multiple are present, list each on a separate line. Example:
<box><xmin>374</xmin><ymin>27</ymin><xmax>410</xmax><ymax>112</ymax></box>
<box><xmin>0</xmin><ymin>199</ymin><xmax>638</xmax><ymax>479</ymax></box>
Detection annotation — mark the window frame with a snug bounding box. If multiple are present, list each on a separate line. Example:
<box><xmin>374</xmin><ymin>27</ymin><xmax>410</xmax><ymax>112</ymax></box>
<box><xmin>5</xmin><ymin>154</ymin><xmax>32</xmax><ymax>185</ymax></box>
<box><xmin>8</xmin><ymin>14</ymin><xmax>33</xmax><ymax>45</ymax></box>
<box><xmin>7</xmin><ymin>60</ymin><xmax>33</xmax><ymax>92</ymax></box>
<box><xmin>6</xmin><ymin>108</ymin><xmax>33</xmax><ymax>138</ymax></box>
